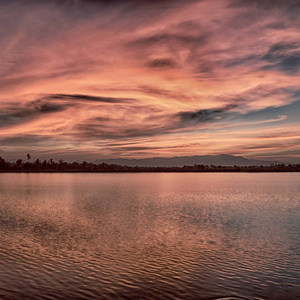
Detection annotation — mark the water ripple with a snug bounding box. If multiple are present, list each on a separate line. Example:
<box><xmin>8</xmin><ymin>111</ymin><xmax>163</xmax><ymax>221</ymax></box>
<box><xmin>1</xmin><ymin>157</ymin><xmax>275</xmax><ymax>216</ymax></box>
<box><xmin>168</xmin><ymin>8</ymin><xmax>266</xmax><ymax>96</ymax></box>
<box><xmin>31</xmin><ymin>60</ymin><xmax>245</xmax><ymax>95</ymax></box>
<box><xmin>0</xmin><ymin>173</ymin><xmax>299</xmax><ymax>299</ymax></box>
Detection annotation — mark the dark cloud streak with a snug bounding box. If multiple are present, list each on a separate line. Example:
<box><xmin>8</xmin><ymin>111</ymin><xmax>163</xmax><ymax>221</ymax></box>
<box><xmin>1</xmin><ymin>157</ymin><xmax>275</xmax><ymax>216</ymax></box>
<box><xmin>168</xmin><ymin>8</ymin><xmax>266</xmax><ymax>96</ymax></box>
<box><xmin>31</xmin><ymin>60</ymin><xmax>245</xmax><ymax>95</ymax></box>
<box><xmin>47</xmin><ymin>94</ymin><xmax>134</xmax><ymax>103</ymax></box>
<box><xmin>0</xmin><ymin>100</ymin><xmax>71</xmax><ymax>127</ymax></box>
<box><xmin>73</xmin><ymin>104</ymin><xmax>238</xmax><ymax>140</ymax></box>
<box><xmin>0</xmin><ymin>135</ymin><xmax>52</xmax><ymax>146</ymax></box>
<box><xmin>177</xmin><ymin>104</ymin><xmax>237</xmax><ymax>124</ymax></box>
<box><xmin>261</xmin><ymin>42</ymin><xmax>300</xmax><ymax>74</ymax></box>
<box><xmin>147</xmin><ymin>58</ymin><xmax>176</xmax><ymax>69</ymax></box>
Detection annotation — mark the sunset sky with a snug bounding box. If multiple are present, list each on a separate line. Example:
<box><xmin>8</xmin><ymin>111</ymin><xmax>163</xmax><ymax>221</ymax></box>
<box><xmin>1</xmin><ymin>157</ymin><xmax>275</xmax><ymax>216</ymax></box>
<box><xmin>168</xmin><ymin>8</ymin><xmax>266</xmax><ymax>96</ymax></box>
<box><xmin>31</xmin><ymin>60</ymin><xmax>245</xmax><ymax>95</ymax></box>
<box><xmin>1</xmin><ymin>0</ymin><xmax>300</xmax><ymax>163</ymax></box>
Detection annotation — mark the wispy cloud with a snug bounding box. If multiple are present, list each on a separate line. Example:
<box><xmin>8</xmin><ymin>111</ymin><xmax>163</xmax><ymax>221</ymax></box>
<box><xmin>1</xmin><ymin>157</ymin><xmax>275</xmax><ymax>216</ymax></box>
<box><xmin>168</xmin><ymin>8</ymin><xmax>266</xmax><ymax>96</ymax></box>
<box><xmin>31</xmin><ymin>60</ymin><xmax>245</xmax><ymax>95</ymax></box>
<box><xmin>45</xmin><ymin>94</ymin><xmax>134</xmax><ymax>103</ymax></box>
<box><xmin>261</xmin><ymin>42</ymin><xmax>300</xmax><ymax>74</ymax></box>
<box><xmin>177</xmin><ymin>104</ymin><xmax>237</xmax><ymax>124</ymax></box>
<box><xmin>0</xmin><ymin>0</ymin><xmax>300</xmax><ymax>162</ymax></box>
<box><xmin>0</xmin><ymin>100</ymin><xmax>71</xmax><ymax>127</ymax></box>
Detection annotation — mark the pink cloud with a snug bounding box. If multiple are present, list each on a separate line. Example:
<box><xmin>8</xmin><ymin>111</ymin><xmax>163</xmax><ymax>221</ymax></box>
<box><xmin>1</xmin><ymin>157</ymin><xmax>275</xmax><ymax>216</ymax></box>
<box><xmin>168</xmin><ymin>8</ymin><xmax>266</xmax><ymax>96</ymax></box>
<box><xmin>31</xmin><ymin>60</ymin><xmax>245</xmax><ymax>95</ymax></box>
<box><xmin>0</xmin><ymin>0</ymin><xmax>300</xmax><ymax>162</ymax></box>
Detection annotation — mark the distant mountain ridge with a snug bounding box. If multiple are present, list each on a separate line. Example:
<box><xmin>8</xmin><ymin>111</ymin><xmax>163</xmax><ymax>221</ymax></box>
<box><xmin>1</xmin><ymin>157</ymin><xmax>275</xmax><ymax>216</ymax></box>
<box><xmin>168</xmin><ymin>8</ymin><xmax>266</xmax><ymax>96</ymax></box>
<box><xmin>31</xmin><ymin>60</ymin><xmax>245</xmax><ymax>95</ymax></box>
<box><xmin>94</xmin><ymin>154</ymin><xmax>282</xmax><ymax>167</ymax></box>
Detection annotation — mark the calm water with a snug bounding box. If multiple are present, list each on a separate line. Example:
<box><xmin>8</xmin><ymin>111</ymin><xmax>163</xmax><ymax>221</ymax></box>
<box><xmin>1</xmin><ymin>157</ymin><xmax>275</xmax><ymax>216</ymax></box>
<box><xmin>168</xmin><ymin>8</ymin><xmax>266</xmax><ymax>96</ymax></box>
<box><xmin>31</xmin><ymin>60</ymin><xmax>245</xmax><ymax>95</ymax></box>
<box><xmin>0</xmin><ymin>173</ymin><xmax>299</xmax><ymax>300</ymax></box>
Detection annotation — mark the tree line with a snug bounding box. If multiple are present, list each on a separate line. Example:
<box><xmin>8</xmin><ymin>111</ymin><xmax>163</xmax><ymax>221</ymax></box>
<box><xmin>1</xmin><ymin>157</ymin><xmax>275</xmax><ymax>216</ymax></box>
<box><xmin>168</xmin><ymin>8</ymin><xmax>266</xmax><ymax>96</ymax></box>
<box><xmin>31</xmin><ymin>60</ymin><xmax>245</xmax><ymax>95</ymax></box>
<box><xmin>0</xmin><ymin>155</ymin><xmax>299</xmax><ymax>172</ymax></box>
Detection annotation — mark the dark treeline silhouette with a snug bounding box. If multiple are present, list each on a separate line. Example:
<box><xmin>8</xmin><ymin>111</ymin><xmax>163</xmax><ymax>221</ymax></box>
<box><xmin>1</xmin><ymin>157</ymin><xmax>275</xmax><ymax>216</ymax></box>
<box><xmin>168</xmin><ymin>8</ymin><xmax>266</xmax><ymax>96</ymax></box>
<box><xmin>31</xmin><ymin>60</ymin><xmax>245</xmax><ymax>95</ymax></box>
<box><xmin>0</xmin><ymin>156</ymin><xmax>299</xmax><ymax>172</ymax></box>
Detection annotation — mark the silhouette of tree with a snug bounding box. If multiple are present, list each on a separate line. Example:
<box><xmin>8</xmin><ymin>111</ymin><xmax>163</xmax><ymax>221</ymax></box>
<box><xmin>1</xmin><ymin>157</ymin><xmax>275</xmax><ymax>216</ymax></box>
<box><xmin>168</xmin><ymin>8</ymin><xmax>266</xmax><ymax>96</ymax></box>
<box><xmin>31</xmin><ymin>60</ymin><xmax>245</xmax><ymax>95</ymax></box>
<box><xmin>0</xmin><ymin>157</ymin><xmax>7</xmax><ymax>169</ymax></box>
<box><xmin>42</xmin><ymin>160</ymin><xmax>48</xmax><ymax>169</ymax></box>
<box><xmin>16</xmin><ymin>159</ymin><xmax>23</xmax><ymax>168</ymax></box>
<box><xmin>0</xmin><ymin>156</ymin><xmax>299</xmax><ymax>172</ymax></box>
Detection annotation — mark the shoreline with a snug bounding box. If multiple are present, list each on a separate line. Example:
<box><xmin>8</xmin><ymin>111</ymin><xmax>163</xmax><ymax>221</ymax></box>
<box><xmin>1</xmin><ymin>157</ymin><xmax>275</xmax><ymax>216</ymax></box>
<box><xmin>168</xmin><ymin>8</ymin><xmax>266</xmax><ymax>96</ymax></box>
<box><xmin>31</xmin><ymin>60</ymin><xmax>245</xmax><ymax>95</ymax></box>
<box><xmin>1</xmin><ymin>170</ymin><xmax>299</xmax><ymax>173</ymax></box>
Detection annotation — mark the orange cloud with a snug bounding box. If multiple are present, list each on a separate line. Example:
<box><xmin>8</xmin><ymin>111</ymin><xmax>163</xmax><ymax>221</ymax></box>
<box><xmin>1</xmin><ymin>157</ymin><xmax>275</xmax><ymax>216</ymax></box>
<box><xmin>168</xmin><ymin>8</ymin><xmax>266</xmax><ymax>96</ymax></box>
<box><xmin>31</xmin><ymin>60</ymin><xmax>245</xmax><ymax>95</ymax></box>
<box><xmin>0</xmin><ymin>0</ymin><xmax>300</xmax><ymax>163</ymax></box>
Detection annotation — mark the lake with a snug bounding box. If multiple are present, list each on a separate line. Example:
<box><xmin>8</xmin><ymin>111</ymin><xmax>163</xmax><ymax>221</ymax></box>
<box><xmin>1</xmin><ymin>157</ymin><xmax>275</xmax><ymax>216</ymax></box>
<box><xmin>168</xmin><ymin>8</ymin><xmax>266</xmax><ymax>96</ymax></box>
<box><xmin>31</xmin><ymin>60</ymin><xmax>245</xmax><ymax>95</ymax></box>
<box><xmin>0</xmin><ymin>173</ymin><xmax>299</xmax><ymax>299</ymax></box>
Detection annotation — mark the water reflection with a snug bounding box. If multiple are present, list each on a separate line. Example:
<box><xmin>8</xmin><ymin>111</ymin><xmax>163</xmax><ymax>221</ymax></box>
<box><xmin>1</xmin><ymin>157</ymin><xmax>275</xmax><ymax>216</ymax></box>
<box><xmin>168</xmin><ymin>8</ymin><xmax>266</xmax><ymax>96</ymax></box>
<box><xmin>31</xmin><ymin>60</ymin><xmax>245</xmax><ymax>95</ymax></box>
<box><xmin>0</xmin><ymin>173</ymin><xmax>299</xmax><ymax>299</ymax></box>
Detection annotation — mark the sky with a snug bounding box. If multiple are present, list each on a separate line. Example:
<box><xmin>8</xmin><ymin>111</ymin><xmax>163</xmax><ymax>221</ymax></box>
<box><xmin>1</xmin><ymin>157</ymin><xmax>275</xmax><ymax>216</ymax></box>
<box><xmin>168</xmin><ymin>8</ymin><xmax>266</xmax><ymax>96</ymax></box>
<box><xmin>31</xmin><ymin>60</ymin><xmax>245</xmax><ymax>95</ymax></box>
<box><xmin>0</xmin><ymin>0</ymin><xmax>300</xmax><ymax>163</ymax></box>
